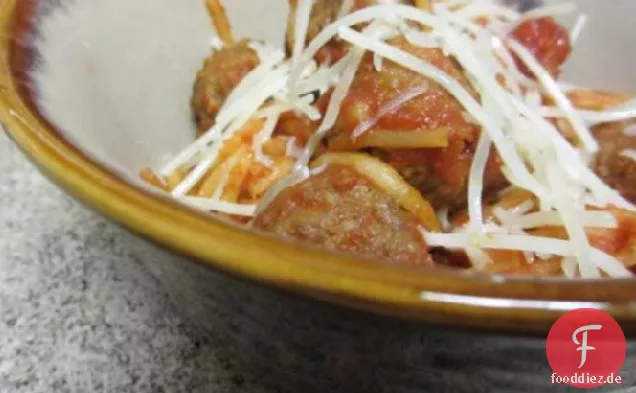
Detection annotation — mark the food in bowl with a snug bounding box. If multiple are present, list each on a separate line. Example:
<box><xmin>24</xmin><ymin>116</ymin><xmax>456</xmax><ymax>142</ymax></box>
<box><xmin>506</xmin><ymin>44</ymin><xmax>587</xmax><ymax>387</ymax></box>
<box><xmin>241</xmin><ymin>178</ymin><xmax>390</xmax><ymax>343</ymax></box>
<box><xmin>140</xmin><ymin>0</ymin><xmax>636</xmax><ymax>279</ymax></box>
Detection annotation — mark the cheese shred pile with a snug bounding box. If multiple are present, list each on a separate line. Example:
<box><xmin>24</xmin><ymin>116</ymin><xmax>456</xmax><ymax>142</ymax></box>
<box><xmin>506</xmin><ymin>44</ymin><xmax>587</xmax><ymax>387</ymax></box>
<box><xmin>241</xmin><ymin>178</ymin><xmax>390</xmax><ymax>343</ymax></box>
<box><xmin>144</xmin><ymin>0</ymin><xmax>636</xmax><ymax>279</ymax></box>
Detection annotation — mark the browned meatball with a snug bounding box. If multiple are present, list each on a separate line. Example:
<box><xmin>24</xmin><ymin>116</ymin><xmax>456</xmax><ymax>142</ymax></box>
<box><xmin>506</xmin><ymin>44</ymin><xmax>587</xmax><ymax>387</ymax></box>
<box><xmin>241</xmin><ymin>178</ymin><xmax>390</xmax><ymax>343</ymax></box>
<box><xmin>285</xmin><ymin>0</ymin><xmax>413</xmax><ymax>64</ymax></box>
<box><xmin>192</xmin><ymin>40</ymin><xmax>260</xmax><ymax>135</ymax></box>
<box><xmin>510</xmin><ymin>17</ymin><xmax>571</xmax><ymax>79</ymax></box>
<box><xmin>593</xmin><ymin>121</ymin><xmax>636</xmax><ymax>204</ymax></box>
<box><xmin>254</xmin><ymin>164</ymin><xmax>433</xmax><ymax>266</ymax></box>
<box><xmin>329</xmin><ymin>36</ymin><xmax>507</xmax><ymax>211</ymax></box>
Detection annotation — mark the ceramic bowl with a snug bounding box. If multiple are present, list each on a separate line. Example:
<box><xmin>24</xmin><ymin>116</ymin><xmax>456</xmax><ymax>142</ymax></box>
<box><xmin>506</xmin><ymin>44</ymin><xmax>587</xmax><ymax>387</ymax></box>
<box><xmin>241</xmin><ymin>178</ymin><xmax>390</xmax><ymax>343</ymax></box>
<box><xmin>1</xmin><ymin>0</ymin><xmax>636</xmax><ymax>391</ymax></box>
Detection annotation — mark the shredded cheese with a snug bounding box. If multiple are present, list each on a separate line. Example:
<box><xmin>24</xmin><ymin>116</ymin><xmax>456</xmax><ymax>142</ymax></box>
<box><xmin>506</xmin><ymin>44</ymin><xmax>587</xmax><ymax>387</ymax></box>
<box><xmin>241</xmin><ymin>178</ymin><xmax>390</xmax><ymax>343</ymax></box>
<box><xmin>253</xmin><ymin>110</ymin><xmax>284</xmax><ymax>165</ymax></box>
<box><xmin>508</xmin><ymin>40</ymin><xmax>598</xmax><ymax>153</ymax></box>
<box><xmin>288</xmin><ymin>4</ymin><xmax>440</xmax><ymax>90</ymax></box>
<box><xmin>338</xmin><ymin>25</ymin><xmax>551</xmax><ymax>200</ymax></box>
<box><xmin>225</xmin><ymin>48</ymin><xmax>286</xmax><ymax>109</ymax></box>
<box><xmin>403</xmin><ymin>29</ymin><xmax>440</xmax><ymax>49</ymax></box>
<box><xmin>338</xmin><ymin>0</ymin><xmax>356</xmax><ymax>19</ymax></box>
<box><xmin>285</xmin><ymin>137</ymin><xmax>304</xmax><ymax>158</ymax></box>
<box><xmin>210</xmin><ymin>36</ymin><xmax>225</xmax><ymax>50</ymax></box>
<box><xmin>422</xmin><ymin>230</ymin><xmax>631</xmax><ymax>278</ymax></box>
<box><xmin>352</xmin><ymin>83</ymin><xmax>429</xmax><ymax>138</ymax></box>
<box><xmin>292</xmin><ymin>0</ymin><xmax>315</xmax><ymax>69</ymax></box>
<box><xmin>148</xmin><ymin>0</ymin><xmax>635</xmax><ymax>278</ymax></box>
<box><xmin>497</xmin><ymin>209</ymin><xmax>618</xmax><ymax>230</ymax></box>
<box><xmin>437</xmin><ymin>207</ymin><xmax>451</xmax><ymax>232</ymax></box>
<box><xmin>180</xmin><ymin>197</ymin><xmax>257</xmax><ymax>216</ymax></box>
<box><xmin>171</xmin><ymin>63</ymin><xmax>292</xmax><ymax>196</ymax></box>
<box><xmin>212</xmin><ymin>146</ymin><xmax>250</xmax><ymax>200</ymax></box>
<box><xmin>621</xmin><ymin>149</ymin><xmax>636</xmax><ymax>163</ymax></box>
<box><xmin>373</xmin><ymin>52</ymin><xmax>384</xmax><ymax>71</ymax></box>
<box><xmin>540</xmin><ymin>105</ymin><xmax>636</xmax><ymax>125</ymax></box>
<box><xmin>256</xmin><ymin>166</ymin><xmax>311</xmax><ymax>214</ymax></box>
<box><xmin>466</xmin><ymin>246</ymin><xmax>494</xmax><ymax>270</ymax></box>
<box><xmin>453</xmin><ymin>2</ymin><xmax>520</xmax><ymax>21</ymax></box>
<box><xmin>570</xmin><ymin>14</ymin><xmax>588</xmax><ymax>45</ymax></box>
<box><xmin>561</xmin><ymin>256</ymin><xmax>578</xmax><ymax>278</ymax></box>
<box><xmin>467</xmin><ymin>131</ymin><xmax>492</xmax><ymax>232</ymax></box>
<box><xmin>297</xmin><ymin>21</ymin><xmax>395</xmax><ymax>166</ymax></box>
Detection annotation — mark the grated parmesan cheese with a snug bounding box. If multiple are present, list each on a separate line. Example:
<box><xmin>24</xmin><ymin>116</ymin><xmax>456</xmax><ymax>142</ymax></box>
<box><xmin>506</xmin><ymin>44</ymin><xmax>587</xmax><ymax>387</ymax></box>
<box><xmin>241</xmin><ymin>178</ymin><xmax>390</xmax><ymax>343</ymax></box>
<box><xmin>338</xmin><ymin>0</ymin><xmax>356</xmax><ymax>19</ymax></box>
<box><xmin>292</xmin><ymin>0</ymin><xmax>315</xmax><ymax>69</ymax></box>
<box><xmin>253</xmin><ymin>109</ymin><xmax>285</xmax><ymax>166</ymax></box>
<box><xmin>508</xmin><ymin>39</ymin><xmax>598</xmax><ymax>153</ymax></box>
<box><xmin>338</xmin><ymin>26</ymin><xmax>551</xmax><ymax>200</ymax></box>
<box><xmin>285</xmin><ymin>137</ymin><xmax>305</xmax><ymax>158</ymax></box>
<box><xmin>539</xmin><ymin>105</ymin><xmax>636</xmax><ymax>125</ymax></box>
<box><xmin>498</xmin><ymin>209</ymin><xmax>618</xmax><ymax>230</ymax></box>
<box><xmin>466</xmin><ymin>246</ymin><xmax>494</xmax><ymax>270</ymax></box>
<box><xmin>150</xmin><ymin>0</ymin><xmax>635</xmax><ymax>277</ymax></box>
<box><xmin>210</xmin><ymin>36</ymin><xmax>225</xmax><ymax>50</ymax></box>
<box><xmin>180</xmin><ymin>197</ymin><xmax>258</xmax><ymax>216</ymax></box>
<box><xmin>561</xmin><ymin>256</ymin><xmax>578</xmax><ymax>278</ymax></box>
<box><xmin>569</xmin><ymin>14</ymin><xmax>588</xmax><ymax>45</ymax></box>
<box><xmin>422</xmin><ymin>230</ymin><xmax>631</xmax><ymax>278</ymax></box>
<box><xmin>437</xmin><ymin>207</ymin><xmax>451</xmax><ymax>232</ymax></box>
<box><xmin>621</xmin><ymin>149</ymin><xmax>636</xmax><ymax>163</ymax></box>
<box><xmin>352</xmin><ymin>83</ymin><xmax>429</xmax><ymax>138</ymax></box>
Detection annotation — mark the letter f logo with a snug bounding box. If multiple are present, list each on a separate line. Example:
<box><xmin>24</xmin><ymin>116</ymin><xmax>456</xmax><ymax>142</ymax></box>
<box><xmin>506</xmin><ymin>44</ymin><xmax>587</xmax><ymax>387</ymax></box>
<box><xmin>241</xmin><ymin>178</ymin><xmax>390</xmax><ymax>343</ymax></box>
<box><xmin>572</xmin><ymin>325</ymin><xmax>602</xmax><ymax>368</ymax></box>
<box><xmin>547</xmin><ymin>309</ymin><xmax>626</xmax><ymax>388</ymax></box>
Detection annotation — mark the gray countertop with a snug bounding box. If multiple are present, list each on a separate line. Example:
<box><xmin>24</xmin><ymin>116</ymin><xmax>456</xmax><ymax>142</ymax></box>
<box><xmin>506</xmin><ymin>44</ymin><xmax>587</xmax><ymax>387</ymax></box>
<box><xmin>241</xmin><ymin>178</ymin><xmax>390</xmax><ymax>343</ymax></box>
<box><xmin>0</xmin><ymin>132</ymin><xmax>274</xmax><ymax>392</ymax></box>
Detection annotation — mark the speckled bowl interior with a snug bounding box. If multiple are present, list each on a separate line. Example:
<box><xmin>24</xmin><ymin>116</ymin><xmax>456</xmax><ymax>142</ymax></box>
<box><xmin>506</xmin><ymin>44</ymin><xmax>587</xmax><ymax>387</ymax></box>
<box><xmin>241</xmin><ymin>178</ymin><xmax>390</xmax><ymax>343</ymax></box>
<box><xmin>3</xmin><ymin>0</ymin><xmax>636</xmax><ymax>333</ymax></box>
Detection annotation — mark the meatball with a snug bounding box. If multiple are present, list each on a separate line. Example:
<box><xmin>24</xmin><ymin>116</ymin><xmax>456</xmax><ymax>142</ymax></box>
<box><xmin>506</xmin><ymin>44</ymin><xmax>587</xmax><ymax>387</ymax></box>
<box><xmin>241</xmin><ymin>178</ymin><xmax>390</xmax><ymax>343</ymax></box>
<box><xmin>593</xmin><ymin>121</ymin><xmax>636</xmax><ymax>204</ymax></box>
<box><xmin>254</xmin><ymin>164</ymin><xmax>433</xmax><ymax>266</ymax></box>
<box><xmin>192</xmin><ymin>40</ymin><xmax>260</xmax><ymax>135</ymax></box>
<box><xmin>330</xmin><ymin>36</ymin><xmax>507</xmax><ymax>211</ymax></box>
<box><xmin>510</xmin><ymin>17</ymin><xmax>572</xmax><ymax>78</ymax></box>
<box><xmin>285</xmin><ymin>0</ymin><xmax>413</xmax><ymax>64</ymax></box>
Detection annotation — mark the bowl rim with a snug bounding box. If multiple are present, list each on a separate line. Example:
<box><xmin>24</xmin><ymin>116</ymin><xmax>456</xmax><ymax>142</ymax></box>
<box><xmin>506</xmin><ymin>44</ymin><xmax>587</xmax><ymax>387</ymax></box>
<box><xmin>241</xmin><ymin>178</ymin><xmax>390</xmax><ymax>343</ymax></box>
<box><xmin>2</xmin><ymin>0</ymin><xmax>635</xmax><ymax>335</ymax></box>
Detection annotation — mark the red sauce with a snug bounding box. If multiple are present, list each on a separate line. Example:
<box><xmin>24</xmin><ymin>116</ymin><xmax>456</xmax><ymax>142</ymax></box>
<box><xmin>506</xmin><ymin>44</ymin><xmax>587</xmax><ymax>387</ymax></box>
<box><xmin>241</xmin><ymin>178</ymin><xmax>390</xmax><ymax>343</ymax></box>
<box><xmin>588</xmin><ymin>208</ymin><xmax>636</xmax><ymax>259</ymax></box>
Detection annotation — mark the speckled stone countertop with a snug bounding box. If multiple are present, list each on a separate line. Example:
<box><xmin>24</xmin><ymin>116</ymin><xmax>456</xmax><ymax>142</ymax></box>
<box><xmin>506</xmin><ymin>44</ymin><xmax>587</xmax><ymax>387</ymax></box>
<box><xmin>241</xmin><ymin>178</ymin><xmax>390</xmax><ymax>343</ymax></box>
<box><xmin>0</xmin><ymin>132</ymin><xmax>276</xmax><ymax>392</ymax></box>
